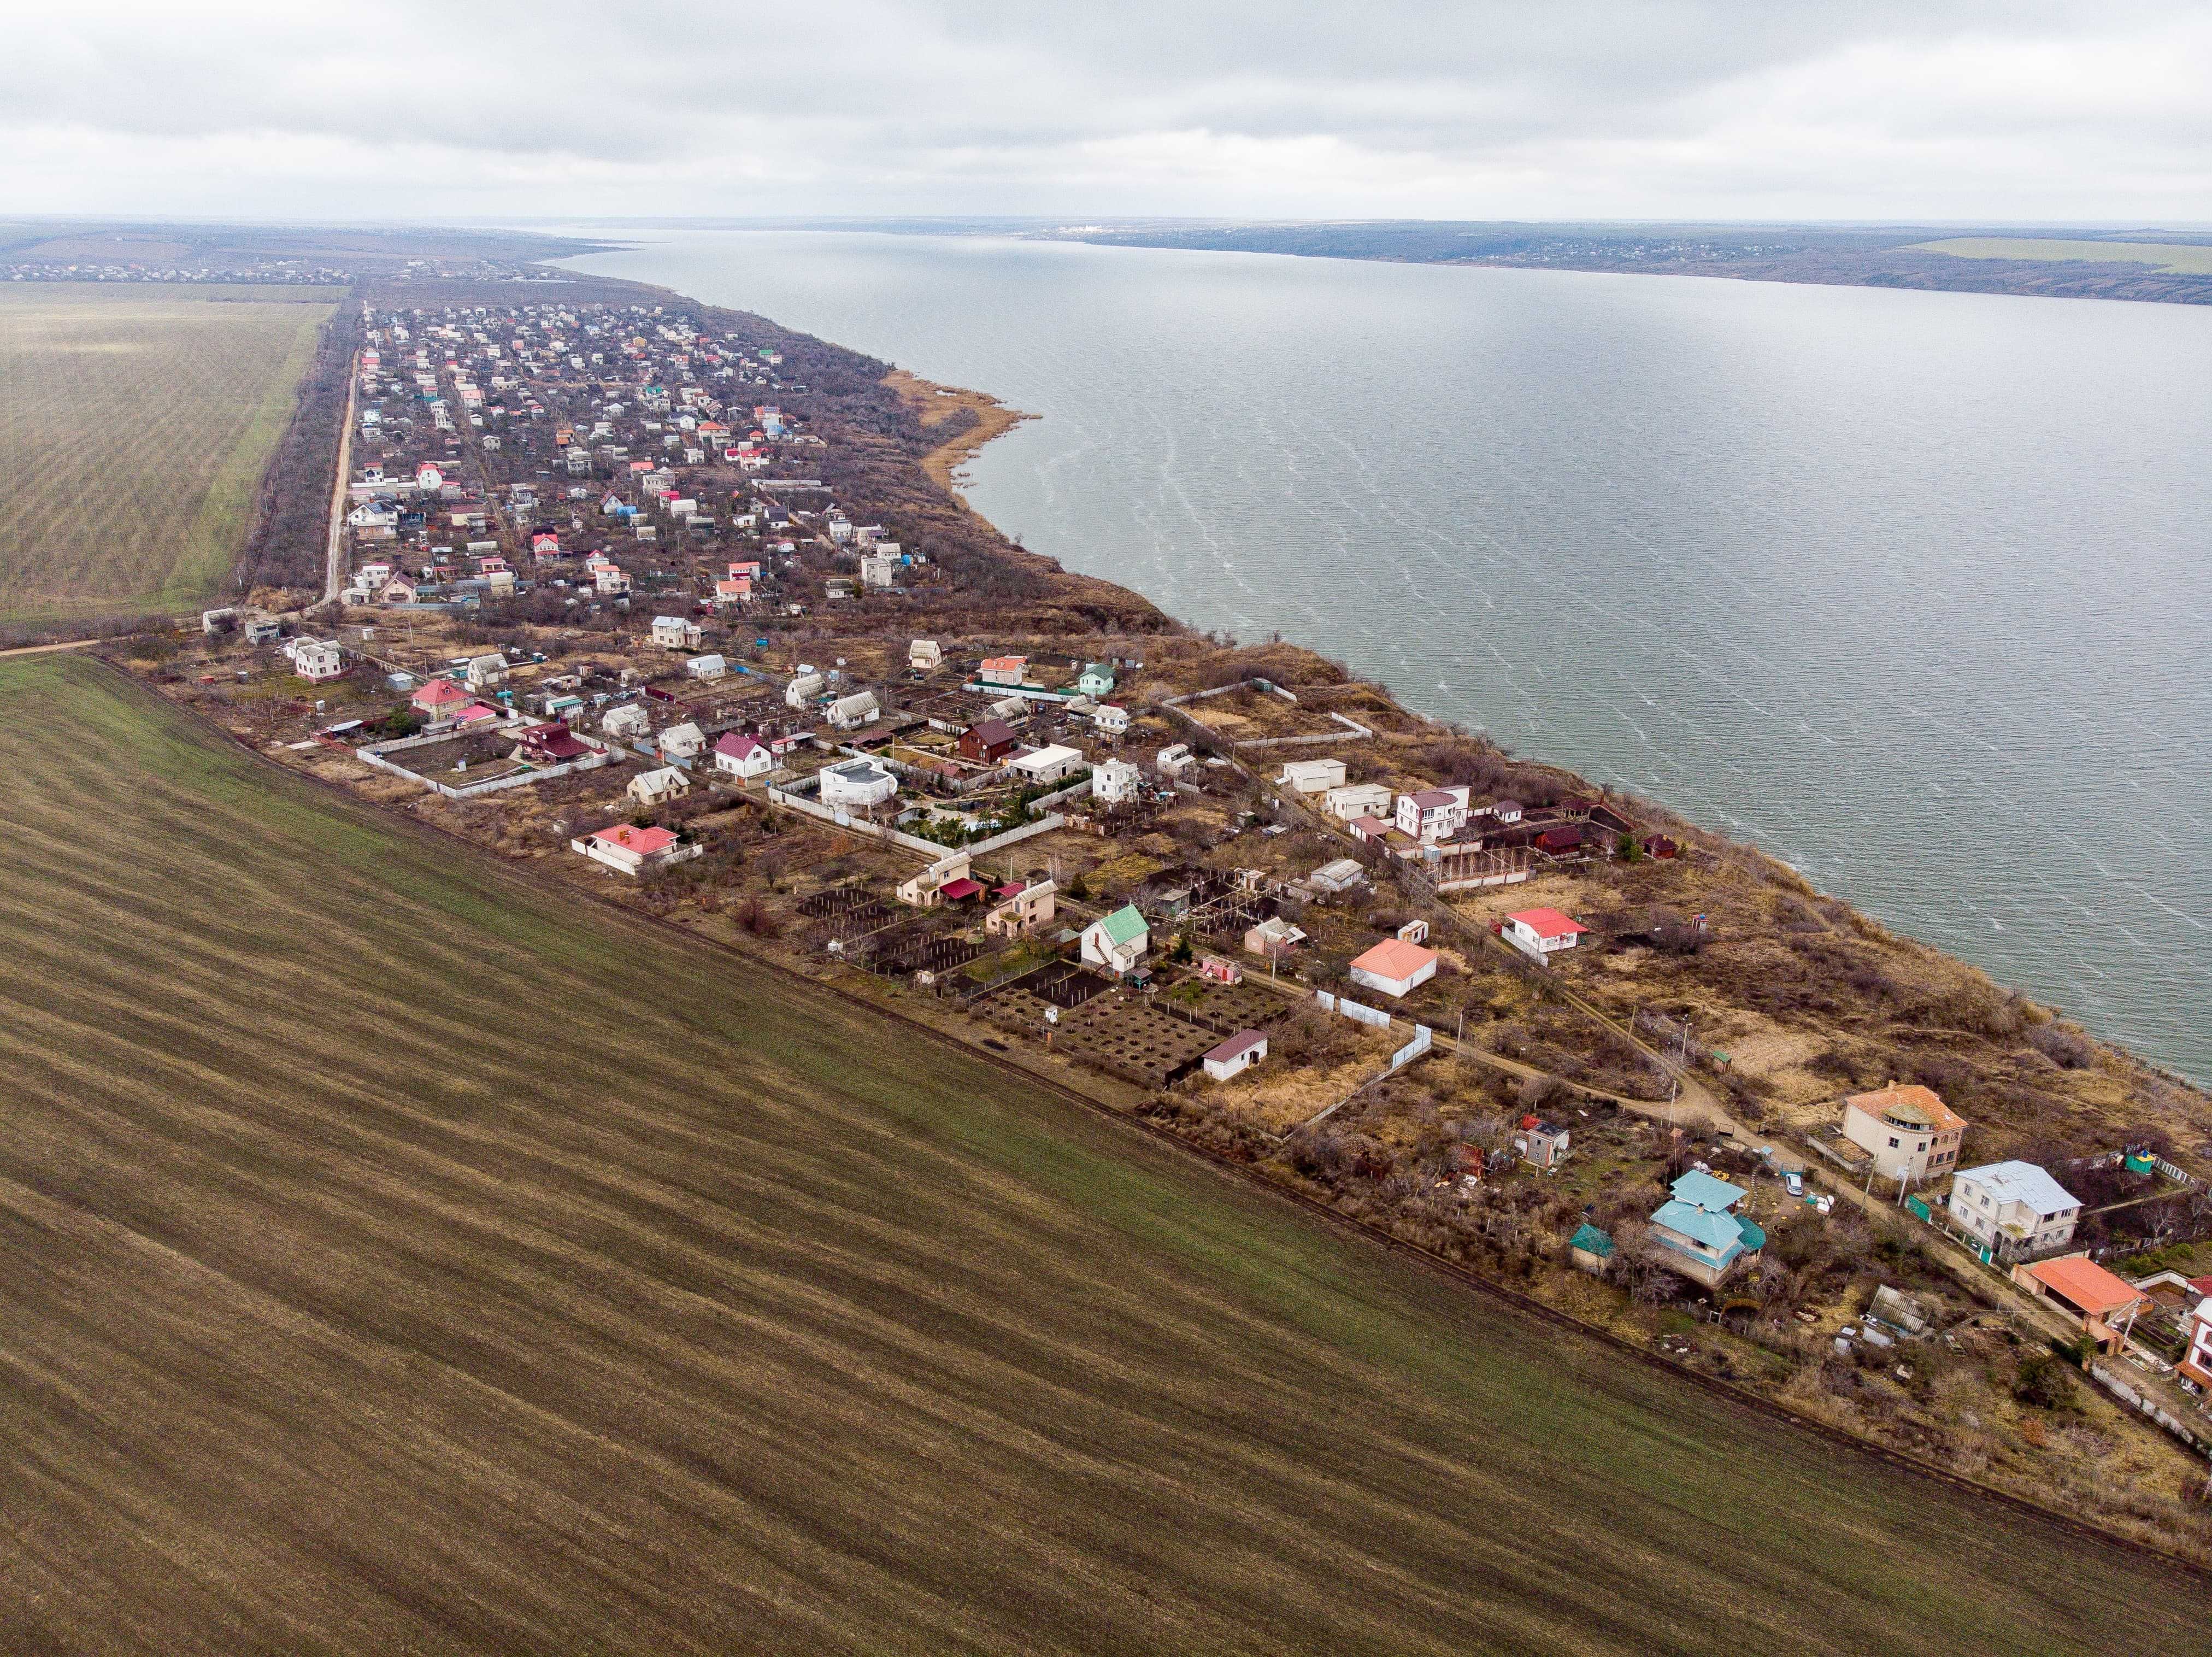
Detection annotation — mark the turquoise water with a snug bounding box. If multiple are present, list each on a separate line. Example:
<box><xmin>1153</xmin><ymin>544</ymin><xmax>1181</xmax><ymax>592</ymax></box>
<box><xmin>562</xmin><ymin>230</ymin><xmax>2212</xmax><ymax>1086</ymax></box>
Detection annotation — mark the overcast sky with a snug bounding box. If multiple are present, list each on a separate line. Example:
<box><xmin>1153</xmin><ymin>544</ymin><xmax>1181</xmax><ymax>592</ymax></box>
<box><xmin>7</xmin><ymin>1</ymin><xmax>2208</xmax><ymax>225</ymax></box>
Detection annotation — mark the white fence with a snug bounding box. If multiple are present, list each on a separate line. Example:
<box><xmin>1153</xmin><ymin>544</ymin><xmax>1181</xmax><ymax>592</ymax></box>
<box><xmin>1314</xmin><ymin>989</ymin><xmax>1393</xmax><ymax>1030</ymax></box>
<box><xmin>1389</xmin><ymin>1024</ymin><xmax>1433</xmax><ymax>1072</ymax></box>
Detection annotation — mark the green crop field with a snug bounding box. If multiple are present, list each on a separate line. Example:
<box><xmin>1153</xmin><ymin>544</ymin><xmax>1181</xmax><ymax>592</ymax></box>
<box><xmin>1915</xmin><ymin>237</ymin><xmax>2212</xmax><ymax>275</ymax></box>
<box><xmin>0</xmin><ymin>285</ymin><xmax>333</xmax><ymax>625</ymax></box>
<box><xmin>0</xmin><ymin>654</ymin><xmax>2197</xmax><ymax>1655</ymax></box>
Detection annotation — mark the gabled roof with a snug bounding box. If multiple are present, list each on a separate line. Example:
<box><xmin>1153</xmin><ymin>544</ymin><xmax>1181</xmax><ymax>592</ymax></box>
<box><xmin>1508</xmin><ymin>907</ymin><xmax>1590</xmax><ymax>939</ymax></box>
<box><xmin>1093</xmin><ymin>904</ymin><xmax>1149</xmax><ymax>947</ymax></box>
<box><xmin>1205</xmin><ymin>1030</ymin><xmax>1268</xmax><ymax>1063</ymax></box>
<box><xmin>714</xmin><ymin>732</ymin><xmax>767</xmax><ymax>759</ymax></box>
<box><xmin>1956</xmin><ymin>1160</ymin><xmax>2078</xmax><ymax>1215</ymax></box>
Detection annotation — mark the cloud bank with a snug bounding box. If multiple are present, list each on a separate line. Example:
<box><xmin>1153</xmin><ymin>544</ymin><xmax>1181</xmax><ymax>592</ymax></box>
<box><xmin>6</xmin><ymin>1</ymin><xmax>2208</xmax><ymax>222</ymax></box>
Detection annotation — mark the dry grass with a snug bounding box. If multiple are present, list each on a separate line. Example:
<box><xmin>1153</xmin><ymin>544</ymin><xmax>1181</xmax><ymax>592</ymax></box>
<box><xmin>0</xmin><ymin>284</ymin><xmax>332</xmax><ymax>622</ymax></box>
<box><xmin>0</xmin><ymin>653</ymin><xmax>2202</xmax><ymax>1655</ymax></box>
<box><xmin>1916</xmin><ymin>237</ymin><xmax>2212</xmax><ymax>274</ymax></box>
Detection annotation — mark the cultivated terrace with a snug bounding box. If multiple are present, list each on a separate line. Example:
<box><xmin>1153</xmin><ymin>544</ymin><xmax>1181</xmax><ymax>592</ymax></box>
<box><xmin>101</xmin><ymin>266</ymin><xmax>2212</xmax><ymax>1561</ymax></box>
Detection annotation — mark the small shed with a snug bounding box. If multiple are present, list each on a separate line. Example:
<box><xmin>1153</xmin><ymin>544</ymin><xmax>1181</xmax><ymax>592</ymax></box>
<box><xmin>1202</xmin><ymin>1030</ymin><xmax>1268</xmax><ymax>1083</ymax></box>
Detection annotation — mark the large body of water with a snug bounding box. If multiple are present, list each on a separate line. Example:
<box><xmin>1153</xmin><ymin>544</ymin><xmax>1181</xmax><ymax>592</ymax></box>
<box><xmin>560</xmin><ymin>230</ymin><xmax>2212</xmax><ymax>1084</ymax></box>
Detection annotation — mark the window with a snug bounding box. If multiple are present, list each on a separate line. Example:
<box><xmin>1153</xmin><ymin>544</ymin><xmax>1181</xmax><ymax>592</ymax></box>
<box><xmin>1887</xmin><ymin>1137</ymin><xmax>1900</xmax><ymax>1149</ymax></box>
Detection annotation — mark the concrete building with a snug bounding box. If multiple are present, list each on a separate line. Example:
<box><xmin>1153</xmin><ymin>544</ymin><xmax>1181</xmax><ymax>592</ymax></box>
<box><xmin>1947</xmin><ymin>1161</ymin><xmax>2082</xmax><ymax>1262</ymax></box>
<box><xmin>1278</xmin><ymin>757</ymin><xmax>1346</xmax><ymax>794</ymax></box>
<box><xmin>1091</xmin><ymin>757</ymin><xmax>1143</xmax><ymax>806</ymax></box>
<box><xmin>1839</xmin><ymin>1083</ymin><xmax>1967</xmax><ymax>1186</ymax></box>
<box><xmin>818</xmin><ymin>757</ymin><xmax>898</xmax><ymax>810</ymax></box>
<box><xmin>1323</xmin><ymin>782</ymin><xmax>1395</xmax><ymax>822</ymax></box>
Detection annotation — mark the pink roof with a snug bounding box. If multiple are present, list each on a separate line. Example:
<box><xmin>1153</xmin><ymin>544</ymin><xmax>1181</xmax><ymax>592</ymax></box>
<box><xmin>593</xmin><ymin>825</ymin><xmax>676</xmax><ymax>856</ymax></box>
<box><xmin>455</xmin><ymin>702</ymin><xmax>503</xmax><ymax>724</ymax></box>
<box><xmin>1509</xmin><ymin>907</ymin><xmax>1590</xmax><ymax>940</ymax></box>
<box><xmin>1350</xmin><ymin>938</ymin><xmax>1439</xmax><ymax>982</ymax></box>
<box><xmin>412</xmin><ymin>679</ymin><xmax>471</xmax><ymax>707</ymax></box>
<box><xmin>714</xmin><ymin>733</ymin><xmax>766</xmax><ymax>759</ymax></box>
<box><xmin>1409</xmin><ymin>789</ymin><xmax>1457</xmax><ymax>808</ymax></box>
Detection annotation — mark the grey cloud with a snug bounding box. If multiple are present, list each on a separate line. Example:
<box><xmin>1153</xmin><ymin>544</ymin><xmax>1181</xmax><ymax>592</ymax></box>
<box><xmin>4</xmin><ymin>1</ymin><xmax>2208</xmax><ymax>220</ymax></box>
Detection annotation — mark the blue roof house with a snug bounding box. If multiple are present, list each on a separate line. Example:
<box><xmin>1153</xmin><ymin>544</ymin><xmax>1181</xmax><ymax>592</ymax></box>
<box><xmin>1649</xmin><ymin>1171</ymin><xmax>1766</xmax><ymax>1288</ymax></box>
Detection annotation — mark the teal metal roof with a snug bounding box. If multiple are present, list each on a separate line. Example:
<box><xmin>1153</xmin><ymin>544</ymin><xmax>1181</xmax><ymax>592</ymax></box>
<box><xmin>1670</xmin><ymin>1170</ymin><xmax>1746</xmax><ymax>1212</ymax></box>
<box><xmin>1734</xmin><ymin>1218</ymin><xmax>1767</xmax><ymax>1253</ymax></box>
<box><xmin>1569</xmin><ymin>1223</ymin><xmax>1615</xmax><ymax>1258</ymax></box>
<box><xmin>1651</xmin><ymin>1199</ymin><xmax>1744</xmax><ymax>1253</ymax></box>
<box><xmin>1097</xmin><ymin>905</ymin><xmax>1149</xmax><ymax>947</ymax></box>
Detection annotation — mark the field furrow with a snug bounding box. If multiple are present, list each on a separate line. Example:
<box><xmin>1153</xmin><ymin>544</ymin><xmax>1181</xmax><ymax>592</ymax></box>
<box><xmin>0</xmin><ymin>653</ymin><xmax>2199</xmax><ymax>1655</ymax></box>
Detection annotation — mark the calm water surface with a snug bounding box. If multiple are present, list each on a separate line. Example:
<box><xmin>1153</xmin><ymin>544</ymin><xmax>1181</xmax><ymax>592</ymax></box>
<box><xmin>561</xmin><ymin>231</ymin><xmax>2212</xmax><ymax>1084</ymax></box>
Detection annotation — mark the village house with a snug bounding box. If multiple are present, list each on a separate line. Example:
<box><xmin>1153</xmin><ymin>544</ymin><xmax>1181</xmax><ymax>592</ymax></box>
<box><xmin>1202</xmin><ymin>1030</ymin><xmax>1268</xmax><ymax>1083</ymax></box>
<box><xmin>711</xmin><ymin>732</ymin><xmax>773</xmax><ymax>780</ymax></box>
<box><xmin>601</xmin><ymin>702</ymin><xmax>651</xmax><ymax>741</ymax></box>
<box><xmin>1348</xmin><ymin>936</ymin><xmax>1439</xmax><ymax>999</ymax></box>
<box><xmin>1090</xmin><ymin>757</ymin><xmax>1142</xmax><ymax>806</ymax></box>
<box><xmin>1092</xmin><ymin>703</ymin><xmax>1130</xmax><ymax>737</ymax></box>
<box><xmin>651</xmin><ymin>615</ymin><xmax>701</xmax><ymax>650</ymax></box>
<box><xmin>1244</xmin><ymin>916</ymin><xmax>1305</xmax><ymax>960</ymax></box>
<box><xmin>985</xmin><ymin>878</ymin><xmax>1057</xmax><ymax>938</ymax></box>
<box><xmin>1396</xmin><ymin>788</ymin><xmax>1467</xmax><ymax>843</ymax></box>
<box><xmin>1076</xmin><ymin>662</ymin><xmax>1116</xmax><ymax>697</ymax></box>
<box><xmin>1323</xmin><ymin>782</ymin><xmax>1395</xmax><ymax>822</ymax></box>
<box><xmin>978</xmin><ymin>655</ymin><xmax>1028</xmax><ymax>689</ymax></box>
<box><xmin>1278</xmin><ymin>757</ymin><xmax>1346</xmax><ymax>795</ymax></box>
<box><xmin>909</xmin><ymin>639</ymin><xmax>943</xmax><ymax>673</ymax></box>
<box><xmin>958</xmin><ymin>718</ymin><xmax>1019</xmax><ymax>764</ymax></box>
<box><xmin>1947</xmin><ymin>1161</ymin><xmax>2082</xmax><ymax>1261</ymax></box>
<box><xmin>411</xmin><ymin>678</ymin><xmax>473</xmax><ymax>720</ymax></box>
<box><xmin>826</xmin><ymin>690</ymin><xmax>880</xmax><ymax>731</ymax></box>
<box><xmin>685</xmin><ymin>653</ymin><xmax>728</xmax><ymax>680</ymax></box>
<box><xmin>1501</xmin><ymin>907</ymin><xmax>1591</xmax><ymax>960</ymax></box>
<box><xmin>1081</xmin><ymin>906</ymin><xmax>1151</xmax><ymax>977</ymax></box>
<box><xmin>1008</xmin><ymin>744</ymin><xmax>1085</xmax><ymax>785</ymax></box>
<box><xmin>1155</xmin><ymin>743</ymin><xmax>1195</xmax><ymax>778</ymax></box>
<box><xmin>2012</xmin><ymin>1256</ymin><xmax>2149</xmax><ymax>1354</ymax></box>
<box><xmin>627</xmin><ymin>766</ymin><xmax>691</xmax><ymax>808</ymax></box>
<box><xmin>818</xmin><ymin>757</ymin><xmax>899</xmax><ymax>810</ymax></box>
<box><xmin>898</xmin><ymin>852</ymin><xmax>973</xmax><ymax>908</ymax></box>
<box><xmin>785</xmin><ymin>671</ymin><xmax>825</xmax><ymax>707</ymax></box>
<box><xmin>1839</xmin><ymin>1083</ymin><xmax>1967</xmax><ymax>1186</ymax></box>
<box><xmin>657</xmin><ymin>722</ymin><xmax>707</xmax><ymax>761</ymax></box>
<box><xmin>1648</xmin><ymin>1171</ymin><xmax>1766</xmax><ymax>1288</ymax></box>
<box><xmin>464</xmin><ymin>653</ymin><xmax>507</xmax><ymax>692</ymax></box>
<box><xmin>572</xmin><ymin>822</ymin><xmax>700</xmax><ymax>877</ymax></box>
<box><xmin>1514</xmin><ymin>1115</ymin><xmax>1570</xmax><ymax>1171</ymax></box>
<box><xmin>291</xmin><ymin>639</ymin><xmax>345</xmax><ymax>682</ymax></box>
<box><xmin>513</xmin><ymin>723</ymin><xmax>592</xmax><ymax>765</ymax></box>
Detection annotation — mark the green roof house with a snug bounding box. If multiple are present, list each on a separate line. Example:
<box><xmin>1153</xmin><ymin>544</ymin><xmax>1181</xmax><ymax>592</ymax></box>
<box><xmin>1081</xmin><ymin>904</ymin><xmax>1151</xmax><ymax>977</ymax></box>
<box><xmin>1649</xmin><ymin>1171</ymin><xmax>1763</xmax><ymax>1288</ymax></box>
<box><xmin>1569</xmin><ymin>1223</ymin><xmax>1615</xmax><ymax>1274</ymax></box>
<box><xmin>1077</xmin><ymin>663</ymin><xmax>1116</xmax><ymax>697</ymax></box>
